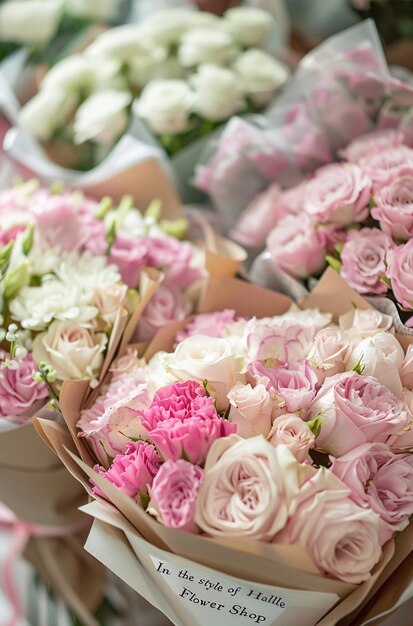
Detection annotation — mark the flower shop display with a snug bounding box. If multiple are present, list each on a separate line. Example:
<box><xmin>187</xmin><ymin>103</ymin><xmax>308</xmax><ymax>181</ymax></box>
<box><xmin>36</xmin><ymin>272</ymin><xmax>413</xmax><ymax>626</ymax></box>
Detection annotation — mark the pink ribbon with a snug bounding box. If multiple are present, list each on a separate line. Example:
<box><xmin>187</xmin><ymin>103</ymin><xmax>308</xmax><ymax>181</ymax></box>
<box><xmin>0</xmin><ymin>502</ymin><xmax>87</xmax><ymax>626</ymax></box>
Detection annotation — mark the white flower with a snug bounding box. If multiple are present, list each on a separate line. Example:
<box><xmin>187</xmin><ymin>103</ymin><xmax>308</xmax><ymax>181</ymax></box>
<box><xmin>41</xmin><ymin>54</ymin><xmax>96</xmax><ymax>92</ymax></box>
<box><xmin>191</xmin><ymin>65</ymin><xmax>244</xmax><ymax>122</ymax></box>
<box><xmin>137</xmin><ymin>9</ymin><xmax>195</xmax><ymax>47</ymax></box>
<box><xmin>106</xmin><ymin>207</ymin><xmax>162</xmax><ymax>238</ymax></box>
<box><xmin>0</xmin><ymin>0</ymin><xmax>63</xmax><ymax>46</ymax></box>
<box><xmin>27</xmin><ymin>244</ymin><xmax>61</xmax><ymax>276</ymax></box>
<box><xmin>274</xmin><ymin>306</ymin><xmax>332</xmax><ymax>330</ymax></box>
<box><xmin>178</xmin><ymin>27</ymin><xmax>237</xmax><ymax>68</ymax></box>
<box><xmin>54</xmin><ymin>251</ymin><xmax>121</xmax><ymax>295</ymax></box>
<box><xmin>86</xmin><ymin>24</ymin><xmax>164</xmax><ymax>62</ymax></box>
<box><xmin>19</xmin><ymin>89</ymin><xmax>78</xmax><ymax>142</ymax></box>
<box><xmin>134</xmin><ymin>80</ymin><xmax>194</xmax><ymax>135</ymax></box>
<box><xmin>65</xmin><ymin>0</ymin><xmax>121</xmax><ymax>21</ymax></box>
<box><xmin>222</xmin><ymin>7</ymin><xmax>274</xmax><ymax>47</ymax></box>
<box><xmin>129</xmin><ymin>56</ymin><xmax>187</xmax><ymax>88</ymax></box>
<box><xmin>147</xmin><ymin>352</ymin><xmax>177</xmax><ymax>392</ymax></box>
<box><xmin>33</xmin><ymin>320</ymin><xmax>107</xmax><ymax>381</ymax></box>
<box><xmin>9</xmin><ymin>278</ymin><xmax>98</xmax><ymax>331</ymax></box>
<box><xmin>73</xmin><ymin>90</ymin><xmax>131</xmax><ymax>145</ymax></box>
<box><xmin>233</xmin><ymin>49</ymin><xmax>289</xmax><ymax>106</ymax></box>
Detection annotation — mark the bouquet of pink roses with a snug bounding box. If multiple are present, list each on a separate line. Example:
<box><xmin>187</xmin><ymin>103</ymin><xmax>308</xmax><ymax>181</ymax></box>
<box><xmin>36</xmin><ymin>273</ymin><xmax>413</xmax><ymax>626</ymax></box>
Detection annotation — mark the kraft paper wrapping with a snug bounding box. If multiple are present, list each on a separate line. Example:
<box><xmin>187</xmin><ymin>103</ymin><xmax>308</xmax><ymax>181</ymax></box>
<box><xmin>35</xmin><ymin>272</ymin><xmax>413</xmax><ymax>625</ymax></box>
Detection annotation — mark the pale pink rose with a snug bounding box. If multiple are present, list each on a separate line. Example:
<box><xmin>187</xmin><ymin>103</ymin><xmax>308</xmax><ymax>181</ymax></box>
<box><xmin>339</xmin><ymin>309</ymin><xmax>393</xmax><ymax>341</ymax></box>
<box><xmin>340</xmin><ymin>228</ymin><xmax>392</xmax><ymax>295</ymax></box>
<box><xmin>93</xmin><ymin>441</ymin><xmax>162</xmax><ymax>500</ymax></box>
<box><xmin>244</xmin><ymin>318</ymin><xmax>315</xmax><ymax>364</ymax></box>
<box><xmin>0</xmin><ymin>353</ymin><xmax>48</xmax><ymax>424</ymax></box>
<box><xmin>267</xmin><ymin>413</ymin><xmax>315</xmax><ymax>463</ymax></box>
<box><xmin>345</xmin><ymin>332</ymin><xmax>404</xmax><ymax>398</ymax></box>
<box><xmin>109</xmin><ymin>348</ymin><xmax>143</xmax><ymax>378</ymax></box>
<box><xmin>136</xmin><ymin>285</ymin><xmax>192</xmax><ymax>342</ymax></box>
<box><xmin>94</xmin><ymin>283</ymin><xmax>128</xmax><ymax>326</ymax></box>
<box><xmin>267</xmin><ymin>214</ymin><xmax>327</xmax><ymax>279</ymax></box>
<box><xmin>307</xmin><ymin>326</ymin><xmax>350</xmax><ymax>384</ymax></box>
<box><xmin>400</xmin><ymin>345</ymin><xmax>413</xmax><ymax>389</ymax></box>
<box><xmin>277</xmin><ymin>483</ymin><xmax>390</xmax><ymax>584</ymax></box>
<box><xmin>331</xmin><ymin>442</ymin><xmax>413</xmax><ymax>531</ymax></box>
<box><xmin>148</xmin><ymin>460</ymin><xmax>204</xmax><ymax>533</ymax></box>
<box><xmin>254</xmin><ymin>360</ymin><xmax>318</xmax><ymax>415</ymax></box>
<box><xmin>387</xmin><ymin>389</ymin><xmax>413</xmax><ymax>452</ymax></box>
<box><xmin>195</xmin><ymin>436</ymin><xmax>303</xmax><ymax>540</ymax></box>
<box><xmin>175</xmin><ymin>309</ymin><xmax>236</xmax><ymax>344</ymax></box>
<box><xmin>303</xmin><ymin>163</ymin><xmax>371</xmax><ymax>226</ymax></box>
<box><xmin>339</xmin><ymin>129</ymin><xmax>405</xmax><ymax>163</ymax></box>
<box><xmin>387</xmin><ymin>240</ymin><xmax>413</xmax><ymax>309</ymax></box>
<box><xmin>147</xmin><ymin>237</ymin><xmax>203</xmax><ymax>290</ymax></box>
<box><xmin>308</xmin><ymin>372</ymin><xmax>409</xmax><ymax>457</ymax></box>
<box><xmin>362</xmin><ymin>146</ymin><xmax>413</xmax><ymax>190</ymax></box>
<box><xmin>109</xmin><ymin>235</ymin><xmax>150</xmax><ymax>288</ymax></box>
<box><xmin>227</xmin><ymin>382</ymin><xmax>272</xmax><ymax>438</ymax></box>
<box><xmin>372</xmin><ymin>176</ymin><xmax>413</xmax><ymax>241</ymax></box>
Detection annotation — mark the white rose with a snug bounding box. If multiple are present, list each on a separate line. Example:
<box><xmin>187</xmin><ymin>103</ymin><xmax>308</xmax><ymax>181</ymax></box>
<box><xmin>137</xmin><ymin>9</ymin><xmax>196</xmax><ymax>47</ymax></box>
<box><xmin>164</xmin><ymin>335</ymin><xmax>243</xmax><ymax>410</ymax></box>
<box><xmin>232</xmin><ymin>49</ymin><xmax>289</xmax><ymax>106</ymax></box>
<box><xmin>339</xmin><ymin>309</ymin><xmax>393</xmax><ymax>341</ymax></box>
<box><xmin>94</xmin><ymin>283</ymin><xmax>127</xmax><ymax>326</ymax></box>
<box><xmin>19</xmin><ymin>89</ymin><xmax>78</xmax><ymax>142</ymax></box>
<box><xmin>0</xmin><ymin>0</ymin><xmax>63</xmax><ymax>46</ymax></box>
<box><xmin>134</xmin><ymin>80</ymin><xmax>194</xmax><ymax>134</ymax></box>
<box><xmin>178</xmin><ymin>28</ymin><xmax>237</xmax><ymax>68</ymax></box>
<box><xmin>222</xmin><ymin>7</ymin><xmax>274</xmax><ymax>47</ymax></box>
<box><xmin>86</xmin><ymin>24</ymin><xmax>164</xmax><ymax>62</ymax></box>
<box><xmin>147</xmin><ymin>352</ymin><xmax>177</xmax><ymax>392</ymax></box>
<box><xmin>346</xmin><ymin>332</ymin><xmax>404</xmax><ymax>398</ymax></box>
<box><xmin>41</xmin><ymin>54</ymin><xmax>96</xmax><ymax>92</ymax></box>
<box><xmin>307</xmin><ymin>326</ymin><xmax>350</xmax><ymax>383</ymax></box>
<box><xmin>9</xmin><ymin>279</ymin><xmax>98</xmax><ymax>331</ymax></box>
<box><xmin>129</xmin><ymin>56</ymin><xmax>187</xmax><ymax>88</ymax></box>
<box><xmin>33</xmin><ymin>320</ymin><xmax>107</xmax><ymax>381</ymax></box>
<box><xmin>191</xmin><ymin>65</ymin><xmax>244</xmax><ymax>122</ymax></box>
<box><xmin>228</xmin><ymin>381</ymin><xmax>273</xmax><ymax>438</ymax></box>
<box><xmin>73</xmin><ymin>90</ymin><xmax>131</xmax><ymax>146</ymax></box>
<box><xmin>65</xmin><ymin>0</ymin><xmax>120</xmax><ymax>21</ymax></box>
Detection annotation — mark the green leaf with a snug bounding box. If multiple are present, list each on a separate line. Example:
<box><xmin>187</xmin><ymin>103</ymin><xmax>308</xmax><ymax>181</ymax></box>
<box><xmin>105</xmin><ymin>219</ymin><xmax>116</xmax><ymax>256</ymax></box>
<box><xmin>159</xmin><ymin>218</ymin><xmax>189</xmax><ymax>240</ymax></box>
<box><xmin>95</xmin><ymin>196</ymin><xmax>113</xmax><ymax>220</ymax></box>
<box><xmin>139</xmin><ymin>491</ymin><xmax>150</xmax><ymax>511</ymax></box>
<box><xmin>22</xmin><ymin>225</ymin><xmax>34</xmax><ymax>255</ymax></box>
<box><xmin>3</xmin><ymin>259</ymin><xmax>30</xmax><ymax>299</ymax></box>
<box><xmin>379</xmin><ymin>274</ymin><xmax>392</xmax><ymax>289</ymax></box>
<box><xmin>326</xmin><ymin>255</ymin><xmax>342</xmax><ymax>273</ymax></box>
<box><xmin>352</xmin><ymin>354</ymin><xmax>365</xmax><ymax>375</ymax></box>
<box><xmin>202</xmin><ymin>380</ymin><xmax>210</xmax><ymax>397</ymax></box>
<box><xmin>307</xmin><ymin>413</ymin><xmax>324</xmax><ymax>438</ymax></box>
<box><xmin>0</xmin><ymin>240</ymin><xmax>14</xmax><ymax>271</ymax></box>
<box><xmin>145</xmin><ymin>199</ymin><xmax>162</xmax><ymax>222</ymax></box>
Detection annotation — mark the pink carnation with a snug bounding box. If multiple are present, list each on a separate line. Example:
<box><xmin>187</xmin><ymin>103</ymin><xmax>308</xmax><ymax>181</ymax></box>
<box><xmin>175</xmin><ymin>309</ymin><xmax>236</xmax><ymax>344</ymax></box>
<box><xmin>340</xmin><ymin>227</ymin><xmax>392</xmax><ymax>295</ymax></box>
<box><xmin>148</xmin><ymin>459</ymin><xmax>204</xmax><ymax>533</ymax></box>
<box><xmin>0</xmin><ymin>353</ymin><xmax>48</xmax><ymax>424</ymax></box>
<box><xmin>93</xmin><ymin>441</ymin><xmax>162</xmax><ymax>500</ymax></box>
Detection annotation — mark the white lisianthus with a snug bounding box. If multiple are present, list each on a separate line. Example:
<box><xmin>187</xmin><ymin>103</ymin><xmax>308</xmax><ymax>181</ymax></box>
<box><xmin>41</xmin><ymin>54</ymin><xmax>96</xmax><ymax>92</ymax></box>
<box><xmin>65</xmin><ymin>0</ymin><xmax>121</xmax><ymax>21</ymax></box>
<box><xmin>232</xmin><ymin>49</ymin><xmax>289</xmax><ymax>106</ymax></box>
<box><xmin>19</xmin><ymin>89</ymin><xmax>78</xmax><ymax>142</ymax></box>
<box><xmin>33</xmin><ymin>320</ymin><xmax>107</xmax><ymax>381</ymax></box>
<box><xmin>9</xmin><ymin>279</ymin><xmax>98</xmax><ymax>331</ymax></box>
<box><xmin>134</xmin><ymin>80</ymin><xmax>194</xmax><ymax>135</ymax></box>
<box><xmin>0</xmin><ymin>0</ymin><xmax>63</xmax><ymax>46</ymax></box>
<box><xmin>222</xmin><ymin>7</ymin><xmax>274</xmax><ymax>47</ymax></box>
<box><xmin>73</xmin><ymin>90</ymin><xmax>131</xmax><ymax>146</ymax></box>
<box><xmin>178</xmin><ymin>27</ymin><xmax>237</xmax><ymax>68</ymax></box>
<box><xmin>54</xmin><ymin>251</ymin><xmax>121</xmax><ymax>294</ymax></box>
<box><xmin>191</xmin><ymin>65</ymin><xmax>244</xmax><ymax>122</ymax></box>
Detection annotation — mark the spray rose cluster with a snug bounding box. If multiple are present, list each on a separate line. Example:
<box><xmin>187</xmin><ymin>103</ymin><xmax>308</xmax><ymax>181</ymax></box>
<box><xmin>79</xmin><ymin>304</ymin><xmax>413</xmax><ymax>584</ymax></box>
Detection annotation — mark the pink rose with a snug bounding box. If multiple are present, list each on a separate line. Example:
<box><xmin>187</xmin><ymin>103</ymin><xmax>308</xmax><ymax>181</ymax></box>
<box><xmin>230</xmin><ymin>184</ymin><xmax>283</xmax><ymax>248</ymax></box>
<box><xmin>372</xmin><ymin>176</ymin><xmax>413</xmax><ymax>241</ymax></box>
<box><xmin>340</xmin><ymin>228</ymin><xmax>392</xmax><ymax>295</ymax></box>
<box><xmin>387</xmin><ymin>389</ymin><xmax>413</xmax><ymax>452</ymax></box>
<box><xmin>400</xmin><ymin>345</ymin><xmax>413</xmax><ymax>389</ymax></box>
<box><xmin>267</xmin><ymin>413</ymin><xmax>315</xmax><ymax>463</ymax></box>
<box><xmin>278</xmin><ymin>482</ymin><xmax>390</xmax><ymax>584</ymax></box>
<box><xmin>267</xmin><ymin>214</ymin><xmax>327</xmax><ymax>279</ymax></box>
<box><xmin>109</xmin><ymin>235</ymin><xmax>150</xmax><ymax>288</ymax></box>
<box><xmin>307</xmin><ymin>326</ymin><xmax>350</xmax><ymax>383</ymax></box>
<box><xmin>227</xmin><ymin>382</ymin><xmax>273</xmax><ymax>438</ymax></box>
<box><xmin>308</xmin><ymin>373</ymin><xmax>409</xmax><ymax>457</ymax></box>
<box><xmin>147</xmin><ymin>237</ymin><xmax>202</xmax><ymax>290</ymax></box>
<box><xmin>0</xmin><ymin>353</ymin><xmax>48</xmax><ymax>424</ymax></box>
<box><xmin>362</xmin><ymin>146</ymin><xmax>413</xmax><ymax>190</ymax></box>
<box><xmin>253</xmin><ymin>360</ymin><xmax>318</xmax><ymax>415</ymax></box>
<box><xmin>387</xmin><ymin>240</ymin><xmax>413</xmax><ymax>309</ymax></box>
<box><xmin>303</xmin><ymin>163</ymin><xmax>371</xmax><ymax>226</ymax></box>
<box><xmin>148</xmin><ymin>460</ymin><xmax>204</xmax><ymax>533</ymax></box>
<box><xmin>175</xmin><ymin>309</ymin><xmax>236</xmax><ymax>344</ymax></box>
<box><xmin>331</xmin><ymin>442</ymin><xmax>413</xmax><ymax>531</ymax></box>
<box><xmin>136</xmin><ymin>285</ymin><xmax>192</xmax><ymax>342</ymax></box>
<box><xmin>339</xmin><ymin>129</ymin><xmax>405</xmax><ymax>163</ymax></box>
<box><xmin>93</xmin><ymin>441</ymin><xmax>162</xmax><ymax>500</ymax></box>
<box><xmin>109</xmin><ymin>348</ymin><xmax>143</xmax><ymax>378</ymax></box>
<box><xmin>142</xmin><ymin>381</ymin><xmax>236</xmax><ymax>464</ymax></box>
<box><xmin>195</xmin><ymin>436</ymin><xmax>304</xmax><ymax>540</ymax></box>
<box><xmin>339</xmin><ymin>309</ymin><xmax>393</xmax><ymax>341</ymax></box>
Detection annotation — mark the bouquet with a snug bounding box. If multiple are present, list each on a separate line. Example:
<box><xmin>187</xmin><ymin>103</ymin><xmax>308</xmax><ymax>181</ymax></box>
<box><xmin>36</xmin><ymin>272</ymin><xmax>413</xmax><ymax>626</ymax></box>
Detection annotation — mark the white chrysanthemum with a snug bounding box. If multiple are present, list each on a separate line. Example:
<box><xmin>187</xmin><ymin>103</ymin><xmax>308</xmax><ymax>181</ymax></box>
<box><xmin>9</xmin><ymin>279</ymin><xmax>98</xmax><ymax>331</ymax></box>
<box><xmin>54</xmin><ymin>251</ymin><xmax>121</xmax><ymax>294</ymax></box>
<box><xmin>28</xmin><ymin>244</ymin><xmax>62</xmax><ymax>276</ymax></box>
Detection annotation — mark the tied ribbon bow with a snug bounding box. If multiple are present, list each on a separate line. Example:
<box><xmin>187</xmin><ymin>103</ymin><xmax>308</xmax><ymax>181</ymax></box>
<box><xmin>0</xmin><ymin>502</ymin><xmax>87</xmax><ymax>626</ymax></box>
